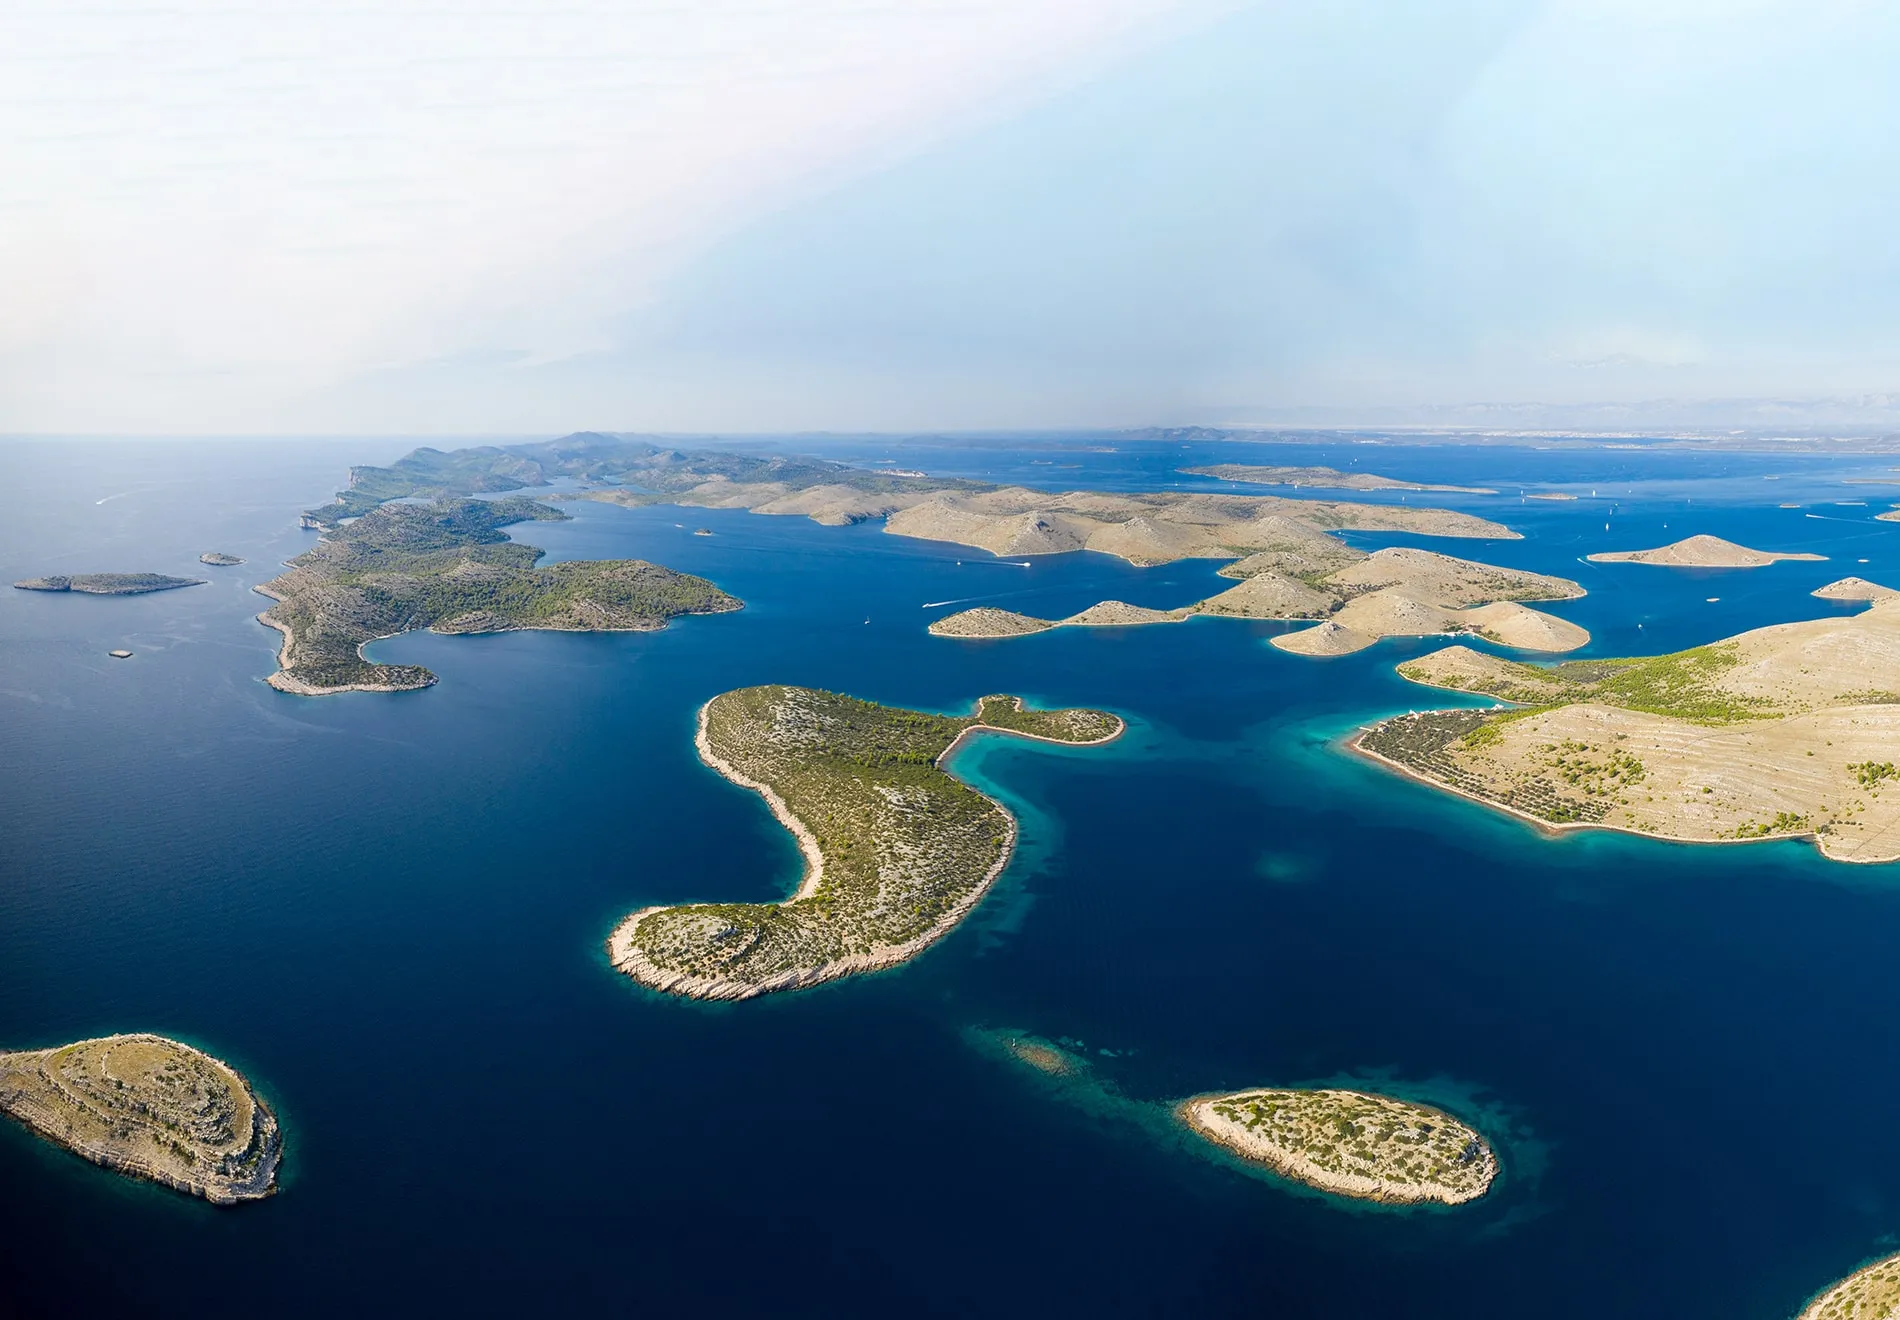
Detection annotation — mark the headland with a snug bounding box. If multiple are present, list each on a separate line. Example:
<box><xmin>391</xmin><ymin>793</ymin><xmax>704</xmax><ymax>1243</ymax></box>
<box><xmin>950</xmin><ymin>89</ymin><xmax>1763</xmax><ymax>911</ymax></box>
<box><xmin>1798</xmin><ymin>1251</ymin><xmax>1900</xmax><ymax>1319</ymax></box>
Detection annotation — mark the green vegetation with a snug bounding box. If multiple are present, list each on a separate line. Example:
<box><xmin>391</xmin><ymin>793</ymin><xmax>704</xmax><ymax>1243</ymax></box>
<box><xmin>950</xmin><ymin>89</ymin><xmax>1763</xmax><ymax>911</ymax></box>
<box><xmin>1850</xmin><ymin>761</ymin><xmax>1897</xmax><ymax>791</ymax></box>
<box><xmin>613</xmin><ymin>687</ymin><xmax>1120</xmax><ymax>998</ymax></box>
<box><xmin>262</xmin><ymin>496</ymin><xmax>739</xmax><ymax>692</ymax></box>
<box><xmin>1182</xmin><ymin>1088</ymin><xmax>1497</xmax><ymax>1205</ymax></box>
<box><xmin>1361</xmin><ymin>711</ymin><xmax>1611</xmax><ymax>825</ymax></box>
<box><xmin>0</xmin><ymin>1034</ymin><xmax>280</xmax><ymax>1204</ymax></box>
<box><xmin>1399</xmin><ymin>642</ymin><xmax>1776</xmax><ymax>726</ymax></box>
<box><xmin>13</xmin><ymin>572</ymin><xmax>205</xmax><ymax>595</ymax></box>
<box><xmin>1726</xmin><ymin>812</ymin><xmax>1813</xmax><ymax>839</ymax></box>
<box><xmin>302</xmin><ymin>433</ymin><xmax>985</xmax><ymax>529</ymax></box>
<box><xmin>1798</xmin><ymin>1250</ymin><xmax>1900</xmax><ymax>1320</ymax></box>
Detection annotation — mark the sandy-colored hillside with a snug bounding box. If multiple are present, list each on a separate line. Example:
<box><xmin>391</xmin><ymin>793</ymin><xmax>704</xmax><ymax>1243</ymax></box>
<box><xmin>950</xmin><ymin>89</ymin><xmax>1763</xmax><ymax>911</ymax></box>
<box><xmin>1814</xmin><ymin>576</ymin><xmax>1898</xmax><ymax>602</ymax></box>
<box><xmin>884</xmin><ymin>487</ymin><xmax>1514</xmax><ymax>567</ymax></box>
<box><xmin>1181</xmin><ymin>464</ymin><xmax>1497</xmax><ymax>495</ymax></box>
<box><xmin>931</xmin><ymin>545</ymin><xmax>1588</xmax><ymax>655</ymax></box>
<box><xmin>1587</xmin><ymin>533</ymin><xmax>1826</xmax><ymax>568</ymax></box>
<box><xmin>1360</xmin><ymin>600</ymin><xmax>1900</xmax><ymax>862</ymax></box>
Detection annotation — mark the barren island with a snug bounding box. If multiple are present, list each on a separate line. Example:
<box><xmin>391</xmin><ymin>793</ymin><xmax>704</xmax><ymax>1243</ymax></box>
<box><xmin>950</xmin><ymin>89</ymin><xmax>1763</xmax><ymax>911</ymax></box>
<box><xmin>608</xmin><ymin>687</ymin><xmax>1122</xmax><ymax>1000</ymax></box>
<box><xmin>0</xmin><ymin>1034</ymin><xmax>281</xmax><ymax>1204</ymax></box>
<box><xmin>1178</xmin><ymin>1088</ymin><xmax>1497</xmax><ymax>1205</ymax></box>
<box><xmin>1354</xmin><ymin>588</ymin><xmax>1900</xmax><ymax>861</ymax></box>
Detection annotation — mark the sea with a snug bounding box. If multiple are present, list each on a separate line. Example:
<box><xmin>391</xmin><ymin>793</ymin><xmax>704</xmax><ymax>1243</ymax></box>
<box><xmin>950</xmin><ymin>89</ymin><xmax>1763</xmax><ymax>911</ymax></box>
<box><xmin>2</xmin><ymin>433</ymin><xmax>1899</xmax><ymax>1318</ymax></box>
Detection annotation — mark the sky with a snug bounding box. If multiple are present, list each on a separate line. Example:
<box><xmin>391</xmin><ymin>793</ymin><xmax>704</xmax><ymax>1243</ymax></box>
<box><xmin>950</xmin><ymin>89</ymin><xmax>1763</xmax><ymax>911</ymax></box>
<box><xmin>3</xmin><ymin>0</ymin><xmax>1898</xmax><ymax>435</ymax></box>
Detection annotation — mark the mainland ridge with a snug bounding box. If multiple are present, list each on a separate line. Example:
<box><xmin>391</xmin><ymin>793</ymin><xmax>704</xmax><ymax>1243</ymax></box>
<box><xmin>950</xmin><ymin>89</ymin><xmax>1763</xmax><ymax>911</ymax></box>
<box><xmin>0</xmin><ymin>1034</ymin><xmax>281</xmax><ymax>1204</ymax></box>
<box><xmin>1355</xmin><ymin>579</ymin><xmax>1900</xmax><ymax>862</ymax></box>
<box><xmin>1177</xmin><ymin>1088</ymin><xmax>1498</xmax><ymax>1205</ymax></box>
<box><xmin>1180</xmin><ymin>462</ymin><xmax>1498</xmax><ymax>495</ymax></box>
<box><xmin>608</xmin><ymin>687</ymin><xmax>1121</xmax><ymax>1000</ymax></box>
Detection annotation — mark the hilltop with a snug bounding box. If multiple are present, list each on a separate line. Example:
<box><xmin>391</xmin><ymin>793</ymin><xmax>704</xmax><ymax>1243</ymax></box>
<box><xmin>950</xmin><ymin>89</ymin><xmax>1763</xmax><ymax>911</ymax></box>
<box><xmin>1586</xmin><ymin>534</ymin><xmax>1826</xmax><ymax>568</ymax></box>
<box><xmin>1357</xmin><ymin>595</ymin><xmax>1900</xmax><ymax>860</ymax></box>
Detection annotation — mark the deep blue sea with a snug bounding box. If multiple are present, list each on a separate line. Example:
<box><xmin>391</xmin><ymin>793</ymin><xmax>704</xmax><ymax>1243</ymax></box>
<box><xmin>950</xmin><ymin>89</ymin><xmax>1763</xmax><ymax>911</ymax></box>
<box><xmin>4</xmin><ymin>434</ymin><xmax>1900</xmax><ymax>1318</ymax></box>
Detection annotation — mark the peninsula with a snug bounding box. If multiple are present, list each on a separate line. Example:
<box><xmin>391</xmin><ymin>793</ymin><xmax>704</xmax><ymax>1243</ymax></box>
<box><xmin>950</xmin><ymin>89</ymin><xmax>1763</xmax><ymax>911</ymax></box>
<box><xmin>1798</xmin><ymin>1251</ymin><xmax>1900</xmax><ymax>1319</ymax></box>
<box><xmin>608</xmin><ymin>687</ymin><xmax>1121</xmax><ymax>1000</ymax></box>
<box><xmin>1181</xmin><ymin>463</ymin><xmax>1497</xmax><ymax>495</ymax></box>
<box><xmin>258</xmin><ymin>495</ymin><xmax>738</xmax><ymax>694</ymax></box>
<box><xmin>1177</xmin><ymin>1088</ymin><xmax>1497</xmax><ymax>1205</ymax></box>
<box><xmin>931</xmin><ymin>545</ymin><xmax>1588</xmax><ymax>657</ymax></box>
<box><xmin>1354</xmin><ymin>594</ymin><xmax>1900</xmax><ymax>861</ymax></box>
<box><xmin>14</xmin><ymin>573</ymin><xmax>204</xmax><ymax>595</ymax></box>
<box><xmin>0</xmin><ymin>1034</ymin><xmax>281</xmax><ymax>1204</ymax></box>
<box><xmin>1586</xmin><ymin>534</ymin><xmax>1826</xmax><ymax>567</ymax></box>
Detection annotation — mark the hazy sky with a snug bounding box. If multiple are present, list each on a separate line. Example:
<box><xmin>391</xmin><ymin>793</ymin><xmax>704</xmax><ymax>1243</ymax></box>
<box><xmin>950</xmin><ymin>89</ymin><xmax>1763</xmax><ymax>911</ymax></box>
<box><xmin>4</xmin><ymin>0</ymin><xmax>1897</xmax><ymax>434</ymax></box>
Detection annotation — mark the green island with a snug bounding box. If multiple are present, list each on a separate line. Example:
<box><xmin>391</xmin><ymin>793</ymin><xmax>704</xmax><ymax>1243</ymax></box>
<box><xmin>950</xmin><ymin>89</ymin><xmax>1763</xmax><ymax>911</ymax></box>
<box><xmin>1798</xmin><ymin>1251</ymin><xmax>1900</xmax><ymax>1319</ymax></box>
<box><xmin>1354</xmin><ymin>590</ymin><xmax>1900</xmax><ymax>860</ymax></box>
<box><xmin>199</xmin><ymin>551</ymin><xmax>244</xmax><ymax>566</ymax></box>
<box><xmin>259</xmin><ymin>495</ymin><xmax>739</xmax><ymax>694</ymax></box>
<box><xmin>608</xmin><ymin>686</ymin><xmax>1122</xmax><ymax>1000</ymax></box>
<box><xmin>1177</xmin><ymin>1088</ymin><xmax>1497</xmax><ymax>1205</ymax></box>
<box><xmin>0</xmin><ymin>1034</ymin><xmax>281</xmax><ymax>1204</ymax></box>
<box><xmin>13</xmin><ymin>573</ymin><xmax>204</xmax><ymax>595</ymax></box>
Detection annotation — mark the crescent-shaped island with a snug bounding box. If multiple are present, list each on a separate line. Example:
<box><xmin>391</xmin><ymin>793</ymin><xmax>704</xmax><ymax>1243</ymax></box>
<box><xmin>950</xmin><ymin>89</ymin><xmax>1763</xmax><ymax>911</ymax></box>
<box><xmin>0</xmin><ymin>1034</ymin><xmax>281</xmax><ymax>1204</ymax></box>
<box><xmin>608</xmin><ymin>687</ymin><xmax>1122</xmax><ymax>1000</ymax></box>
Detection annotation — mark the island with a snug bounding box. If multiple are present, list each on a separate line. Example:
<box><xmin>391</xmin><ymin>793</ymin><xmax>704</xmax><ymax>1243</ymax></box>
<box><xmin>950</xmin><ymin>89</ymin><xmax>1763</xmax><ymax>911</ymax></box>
<box><xmin>1177</xmin><ymin>1088</ymin><xmax>1497</xmax><ymax>1205</ymax></box>
<box><xmin>199</xmin><ymin>552</ymin><xmax>244</xmax><ymax>566</ymax></box>
<box><xmin>930</xmin><ymin>545</ymin><xmax>1588</xmax><ymax>657</ymax></box>
<box><xmin>1353</xmin><ymin>593</ymin><xmax>1900</xmax><ymax>861</ymax></box>
<box><xmin>1798</xmin><ymin>1251</ymin><xmax>1900</xmax><ymax>1319</ymax></box>
<box><xmin>1814</xmin><ymin>577</ymin><xmax>1898</xmax><ymax>603</ymax></box>
<box><xmin>1586</xmin><ymin>534</ymin><xmax>1827</xmax><ymax>567</ymax></box>
<box><xmin>1880</xmin><ymin>507</ymin><xmax>1900</xmax><ymax>524</ymax></box>
<box><xmin>1181</xmin><ymin>463</ymin><xmax>1497</xmax><ymax>495</ymax></box>
<box><xmin>607</xmin><ymin>687</ymin><xmax>1122</xmax><ymax>1000</ymax></box>
<box><xmin>0</xmin><ymin>1034</ymin><xmax>281</xmax><ymax>1204</ymax></box>
<box><xmin>257</xmin><ymin>495</ymin><xmax>739</xmax><ymax>694</ymax></box>
<box><xmin>299</xmin><ymin>434</ymin><xmax>1517</xmax><ymax>573</ymax></box>
<box><xmin>13</xmin><ymin>573</ymin><xmax>204</xmax><ymax>595</ymax></box>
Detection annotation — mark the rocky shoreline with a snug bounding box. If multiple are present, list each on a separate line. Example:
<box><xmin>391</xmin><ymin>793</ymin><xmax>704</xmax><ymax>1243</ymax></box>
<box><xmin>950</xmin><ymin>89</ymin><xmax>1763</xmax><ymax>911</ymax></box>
<box><xmin>1177</xmin><ymin>1089</ymin><xmax>1497</xmax><ymax>1206</ymax></box>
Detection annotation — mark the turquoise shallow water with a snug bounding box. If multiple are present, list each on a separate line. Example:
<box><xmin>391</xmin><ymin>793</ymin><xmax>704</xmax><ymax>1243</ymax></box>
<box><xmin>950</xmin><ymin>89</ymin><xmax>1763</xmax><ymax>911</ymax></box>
<box><xmin>2</xmin><ymin>436</ymin><xmax>1900</xmax><ymax>1317</ymax></box>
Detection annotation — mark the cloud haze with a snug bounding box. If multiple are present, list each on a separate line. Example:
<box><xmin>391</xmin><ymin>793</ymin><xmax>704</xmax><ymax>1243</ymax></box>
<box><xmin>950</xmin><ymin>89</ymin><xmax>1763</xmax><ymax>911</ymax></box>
<box><xmin>4</xmin><ymin>0</ymin><xmax>1897</xmax><ymax>433</ymax></box>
